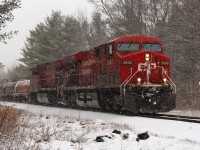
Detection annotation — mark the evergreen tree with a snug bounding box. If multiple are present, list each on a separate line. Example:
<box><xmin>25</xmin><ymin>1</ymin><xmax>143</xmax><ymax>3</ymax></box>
<box><xmin>76</xmin><ymin>11</ymin><xmax>91</xmax><ymax>50</ymax></box>
<box><xmin>89</xmin><ymin>11</ymin><xmax>109</xmax><ymax>47</ymax></box>
<box><xmin>0</xmin><ymin>0</ymin><xmax>21</xmax><ymax>71</ymax></box>
<box><xmin>0</xmin><ymin>0</ymin><xmax>21</xmax><ymax>43</ymax></box>
<box><xmin>19</xmin><ymin>11</ymin><xmax>89</xmax><ymax>69</ymax></box>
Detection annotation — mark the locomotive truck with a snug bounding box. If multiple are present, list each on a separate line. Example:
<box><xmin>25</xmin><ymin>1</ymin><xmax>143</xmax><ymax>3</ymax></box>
<box><xmin>28</xmin><ymin>35</ymin><xmax>176</xmax><ymax>113</ymax></box>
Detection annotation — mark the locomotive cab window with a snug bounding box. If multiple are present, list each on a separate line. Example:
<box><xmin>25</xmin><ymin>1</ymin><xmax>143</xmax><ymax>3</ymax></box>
<box><xmin>142</xmin><ymin>43</ymin><xmax>161</xmax><ymax>51</ymax></box>
<box><xmin>117</xmin><ymin>43</ymin><xmax>139</xmax><ymax>51</ymax></box>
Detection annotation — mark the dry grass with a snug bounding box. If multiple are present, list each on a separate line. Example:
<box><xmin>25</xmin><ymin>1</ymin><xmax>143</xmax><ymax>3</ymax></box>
<box><xmin>0</xmin><ymin>105</ymin><xmax>26</xmax><ymax>150</ymax></box>
<box><xmin>0</xmin><ymin>104</ymin><xmax>23</xmax><ymax>135</ymax></box>
<box><xmin>110</xmin><ymin>122</ymin><xmax>133</xmax><ymax>131</ymax></box>
<box><xmin>0</xmin><ymin>107</ymin><xmax>135</xmax><ymax>149</ymax></box>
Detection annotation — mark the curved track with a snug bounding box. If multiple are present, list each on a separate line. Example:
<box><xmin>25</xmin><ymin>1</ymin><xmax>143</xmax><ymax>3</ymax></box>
<box><xmin>136</xmin><ymin>113</ymin><xmax>200</xmax><ymax>124</ymax></box>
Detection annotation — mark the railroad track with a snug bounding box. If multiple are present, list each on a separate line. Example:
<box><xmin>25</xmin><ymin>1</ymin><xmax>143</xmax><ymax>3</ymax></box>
<box><xmin>136</xmin><ymin>113</ymin><xmax>200</xmax><ymax>124</ymax></box>
<box><xmin>1</xmin><ymin>99</ymin><xmax>200</xmax><ymax>124</ymax></box>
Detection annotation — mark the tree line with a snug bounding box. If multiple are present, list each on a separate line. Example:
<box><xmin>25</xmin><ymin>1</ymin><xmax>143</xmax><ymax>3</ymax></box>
<box><xmin>1</xmin><ymin>0</ymin><xmax>200</xmax><ymax>109</ymax></box>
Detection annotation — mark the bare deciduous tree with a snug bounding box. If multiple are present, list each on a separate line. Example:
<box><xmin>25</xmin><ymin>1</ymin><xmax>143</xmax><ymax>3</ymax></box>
<box><xmin>88</xmin><ymin>0</ymin><xmax>178</xmax><ymax>37</ymax></box>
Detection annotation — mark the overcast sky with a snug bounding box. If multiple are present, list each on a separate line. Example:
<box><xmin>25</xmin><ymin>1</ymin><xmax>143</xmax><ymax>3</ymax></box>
<box><xmin>0</xmin><ymin>0</ymin><xmax>93</xmax><ymax>68</ymax></box>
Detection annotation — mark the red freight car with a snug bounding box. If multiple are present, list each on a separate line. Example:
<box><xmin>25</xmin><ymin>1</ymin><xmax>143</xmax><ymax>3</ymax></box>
<box><xmin>30</xmin><ymin>35</ymin><xmax>176</xmax><ymax>113</ymax></box>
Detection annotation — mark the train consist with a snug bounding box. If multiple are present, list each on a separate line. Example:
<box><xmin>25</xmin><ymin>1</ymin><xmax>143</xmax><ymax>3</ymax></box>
<box><xmin>0</xmin><ymin>35</ymin><xmax>176</xmax><ymax>113</ymax></box>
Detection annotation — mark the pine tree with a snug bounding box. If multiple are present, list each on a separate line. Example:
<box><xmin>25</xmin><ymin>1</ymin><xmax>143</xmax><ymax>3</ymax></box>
<box><xmin>88</xmin><ymin>11</ymin><xmax>109</xmax><ymax>47</ymax></box>
<box><xmin>0</xmin><ymin>0</ymin><xmax>21</xmax><ymax>43</ymax></box>
<box><xmin>19</xmin><ymin>11</ymin><xmax>91</xmax><ymax>72</ymax></box>
<box><xmin>0</xmin><ymin>0</ymin><xmax>21</xmax><ymax>70</ymax></box>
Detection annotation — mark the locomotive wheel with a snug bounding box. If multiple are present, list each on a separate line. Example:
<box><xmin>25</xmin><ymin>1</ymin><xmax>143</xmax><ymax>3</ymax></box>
<box><xmin>98</xmin><ymin>91</ymin><xmax>113</xmax><ymax>111</ymax></box>
<box><xmin>30</xmin><ymin>93</ymin><xmax>39</xmax><ymax>104</ymax></box>
<box><xmin>70</xmin><ymin>93</ymin><xmax>77</xmax><ymax>107</ymax></box>
<box><xmin>97</xmin><ymin>92</ymin><xmax>106</xmax><ymax>110</ymax></box>
<box><xmin>61</xmin><ymin>94</ymin><xmax>71</xmax><ymax>107</ymax></box>
<box><xmin>104</xmin><ymin>97</ymin><xmax>111</xmax><ymax>111</ymax></box>
<box><xmin>111</xmin><ymin>102</ymin><xmax>121</xmax><ymax>111</ymax></box>
<box><xmin>15</xmin><ymin>96</ymin><xmax>22</xmax><ymax>103</ymax></box>
<box><xmin>48</xmin><ymin>93</ymin><xmax>58</xmax><ymax>105</ymax></box>
<box><xmin>111</xmin><ymin>95</ymin><xmax>121</xmax><ymax>111</ymax></box>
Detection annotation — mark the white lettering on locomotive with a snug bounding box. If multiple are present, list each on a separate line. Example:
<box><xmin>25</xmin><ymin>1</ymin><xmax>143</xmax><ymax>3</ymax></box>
<box><xmin>138</xmin><ymin>62</ymin><xmax>156</xmax><ymax>71</ymax></box>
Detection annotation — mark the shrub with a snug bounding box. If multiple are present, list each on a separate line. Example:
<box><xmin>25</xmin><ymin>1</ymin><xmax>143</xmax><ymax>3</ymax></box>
<box><xmin>0</xmin><ymin>105</ymin><xmax>23</xmax><ymax>136</ymax></box>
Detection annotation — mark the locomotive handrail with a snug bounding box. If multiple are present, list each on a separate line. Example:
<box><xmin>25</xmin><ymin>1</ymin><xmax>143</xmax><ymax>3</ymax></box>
<box><xmin>120</xmin><ymin>68</ymin><xmax>139</xmax><ymax>94</ymax></box>
<box><xmin>124</xmin><ymin>70</ymin><xmax>139</xmax><ymax>88</ymax></box>
<box><xmin>123</xmin><ymin>70</ymin><xmax>139</xmax><ymax>93</ymax></box>
<box><xmin>161</xmin><ymin>67</ymin><xmax>176</xmax><ymax>94</ymax></box>
<box><xmin>120</xmin><ymin>68</ymin><xmax>133</xmax><ymax>93</ymax></box>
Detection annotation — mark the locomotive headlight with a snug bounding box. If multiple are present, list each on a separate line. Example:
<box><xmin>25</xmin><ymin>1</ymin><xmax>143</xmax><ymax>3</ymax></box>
<box><xmin>137</xmin><ymin>78</ymin><xmax>141</xmax><ymax>82</ymax></box>
<box><xmin>145</xmin><ymin>54</ymin><xmax>150</xmax><ymax>61</ymax></box>
<box><xmin>137</xmin><ymin>77</ymin><xmax>141</xmax><ymax>84</ymax></box>
<box><xmin>163</xmin><ymin>78</ymin><xmax>167</xmax><ymax>82</ymax></box>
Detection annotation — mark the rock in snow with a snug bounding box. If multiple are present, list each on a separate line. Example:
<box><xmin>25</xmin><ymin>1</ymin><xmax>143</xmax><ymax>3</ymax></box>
<box><xmin>136</xmin><ymin>131</ymin><xmax>150</xmax><ymax>142</ymax></box>
<box><xmin>123</xmin><ymin>133</ymin><xmax>129</xmax><ymax>140</ymax></box>
<box><xmin>95</xmin><ymin>135</ymin><xmax>112</xmax><ymax>142</ymax></box>
<box><xmin>112</xmin><ymin>129</ymin><xmax>121</xmax><ymax>134</ymax></box>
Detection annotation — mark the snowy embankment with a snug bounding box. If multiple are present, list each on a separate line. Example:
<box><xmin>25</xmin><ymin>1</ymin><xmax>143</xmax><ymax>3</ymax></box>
<box><xmin>1</xmin><ymin>101</ymin><xmax>200</xmax><ymax>150</ymax></box>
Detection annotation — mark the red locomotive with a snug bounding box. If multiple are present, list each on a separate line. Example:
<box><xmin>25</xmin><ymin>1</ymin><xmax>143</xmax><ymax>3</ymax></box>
<box><xmin>29</xmin><ymin>35</ymin><xmax>176</xmax><ymax>113</ymax></box>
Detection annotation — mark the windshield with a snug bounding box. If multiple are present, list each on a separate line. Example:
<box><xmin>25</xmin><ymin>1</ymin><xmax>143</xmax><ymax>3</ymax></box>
<box><xmin>117</xmin><ymin>43</ymin><xmax>139</xmax><ymax>51</ymax></box>
<box><xmin>142</xmin><ymin>43</ymin><xmax>161</xmax><ymax>51</ymax></box>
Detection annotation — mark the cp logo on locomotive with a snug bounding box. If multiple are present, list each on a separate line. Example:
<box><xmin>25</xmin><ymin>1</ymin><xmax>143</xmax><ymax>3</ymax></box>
<box><xmin>138</xmin><ymin>62</ymin><xmax>156</xmax><ymax>71</ymax></box>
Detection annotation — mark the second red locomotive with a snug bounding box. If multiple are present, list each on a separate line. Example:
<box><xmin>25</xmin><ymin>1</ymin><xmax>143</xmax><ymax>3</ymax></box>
<box><xmin>29</xmin><ymin>35</ymin><xmax>176</xmax><ymax>113</ymax></box>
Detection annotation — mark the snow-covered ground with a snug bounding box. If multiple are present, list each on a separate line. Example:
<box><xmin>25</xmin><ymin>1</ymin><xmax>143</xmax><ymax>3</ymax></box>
<box><xmin>1</xmin><ymin>101</ymin><xmax>200</xmax><ymax>150</ymax></box>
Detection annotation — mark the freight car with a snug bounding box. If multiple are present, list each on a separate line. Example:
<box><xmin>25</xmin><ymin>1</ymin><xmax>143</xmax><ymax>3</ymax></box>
<box><xmin>29</xmin><ymin>35</ymin><xmax>176</xmax><ymax>113</ymax></box>
<box><xmin>15</xmin><ymin>80</ymin><xmax>30</xmax><ymax>101</ymax></box>
<box><xmin>2</xmin><ymin>81</ymin><xmax>16</xmax><ymax>100</ymax></box>
<box><xmin>0</xmin><ymin>79</ymin><xmax>8</xmax><ymax>98</ymax></box>
<box><xmin>0</xmin><ymin>79</ymin><xmax>30</xmax><ymax>102</ymax></box>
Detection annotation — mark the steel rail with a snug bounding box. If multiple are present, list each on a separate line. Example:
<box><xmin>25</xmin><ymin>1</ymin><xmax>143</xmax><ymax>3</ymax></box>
<box><xmin>135</xmin><ymin>113</ymin><xmax>200</xmax><ymax>124</ymax></box>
